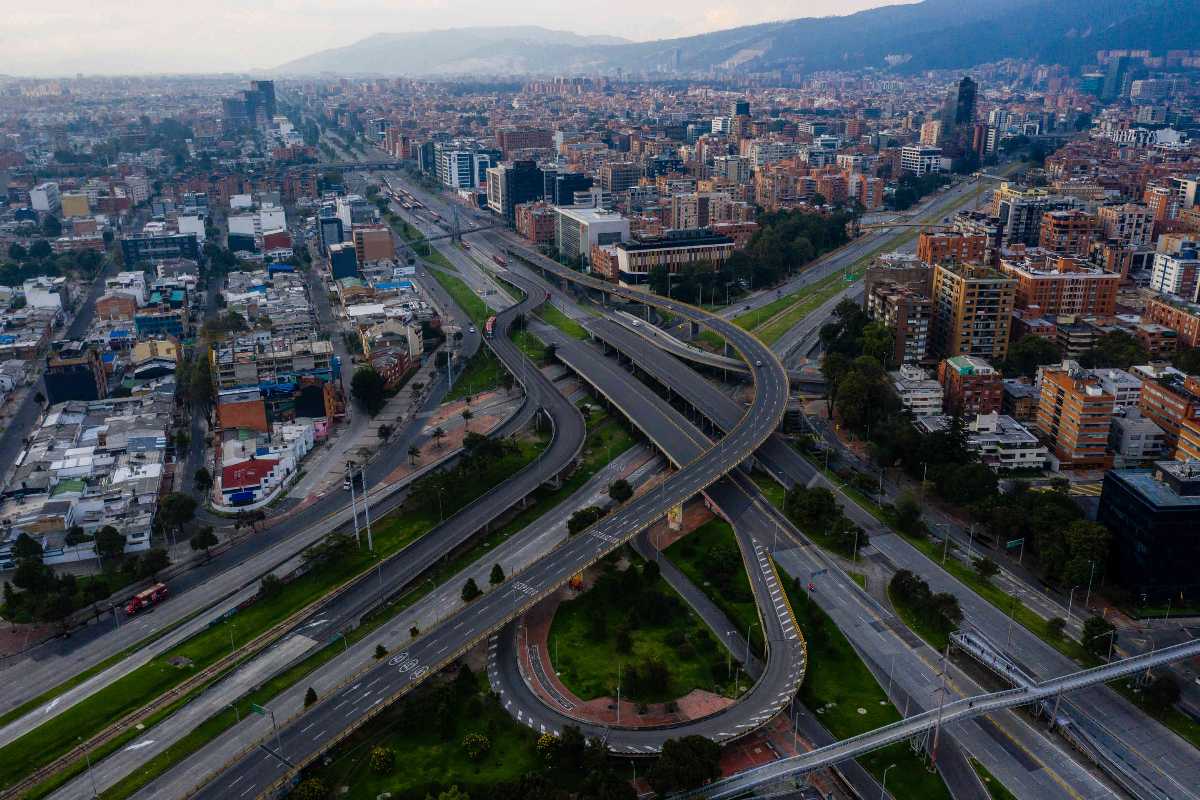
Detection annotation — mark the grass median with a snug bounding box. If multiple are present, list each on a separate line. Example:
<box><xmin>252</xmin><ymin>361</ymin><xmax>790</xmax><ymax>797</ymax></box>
<box><xmin>0</xmin><ymin>435</ymin><xmax>548</xmax><ymax>792</ymax></box>
<box><xmin>430</xmin><ymin>268</ymin><xmax>489</xmax><ymax>326</ymax></box>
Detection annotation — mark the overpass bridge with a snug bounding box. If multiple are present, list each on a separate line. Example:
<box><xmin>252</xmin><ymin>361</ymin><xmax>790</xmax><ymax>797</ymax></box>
<box><xmin>678</xmin><ymin>638</ymin><xmax>1200</xmax><ymax>799</ymax></box>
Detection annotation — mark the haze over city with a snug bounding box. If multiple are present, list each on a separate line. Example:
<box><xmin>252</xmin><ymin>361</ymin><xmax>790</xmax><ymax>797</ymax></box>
<box><xmin>2</xmin><ymin>0</ymin><xmax>919</xmax><ymax>76</ymax></box>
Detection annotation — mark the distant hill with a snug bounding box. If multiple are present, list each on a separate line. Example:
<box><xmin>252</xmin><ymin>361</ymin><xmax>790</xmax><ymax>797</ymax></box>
<box><xmin>274</xmin><ymin>0</ymin><xmax>1196</xmax><ymax>77</ymax></box>
<box><xmin>272</xmin><ymin>26</ymin><xmax>629</xmax><ymax>76</ymax></box>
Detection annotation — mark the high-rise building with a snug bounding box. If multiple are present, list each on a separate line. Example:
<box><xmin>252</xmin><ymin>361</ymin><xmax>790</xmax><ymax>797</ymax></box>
<box><xmin>1036</xmin><ymin>361</ymin><xmax>1115</xmax><ymax>469</ymax></box>
<box><xmin>930</xmin><ymin>262</ymin><xmax>1016</xmax><ymax>361</ymax></box>
<box><xmin>1098</xmin><ymin>459</ymin><xmax>1200</xmax><ymax>602</ymax></box>
<box><xmin>599</xmin><ymin>162</ymin><xmax>641</xmax><ymax>194</ymax></box>
<box><xmin>328</xmin><ymin>242</ymin><xmax>358</xmax><ymax>280</ymax></box>
<box><xmin>486</xmin><ymin>160</ymin><xmax>544</xmax><ymax>224</ymax></box>
<box><xmin>865</xmin><ymin>282</ymin><xmax>933</xmax><ymax>366</ymax></box>
<box><xmin>938</xmin><ymin>76</ymin><xmax>977</xmax><ymax>155</ymax></box>
<box><xmin>1149</xmin><ymin>240</ymin><xmax>1200</xmax><ymax>298</ymax></box>
<box><xmin>352</xmin><ymin>226</ymin><xmax>395</xmax><ymax>264</ymax></box>
<box><xmin>917</xmin><ymin>231</ymin><xmax>987</xmax><ymax>265</ymax></box>
<box><xmin>731</xmin><ymin>100</ymin><xmax>750</xmax><ymax>118</ymax></box>
<box><xmin>1037</xmin><ymin>210</ymin><xmax>1099</xmax><ymax>257</ymax></box>
<box><xmin>44</xmin><ymin>340</ymin><xmax>108</xmax><ymax>405</ymax></box>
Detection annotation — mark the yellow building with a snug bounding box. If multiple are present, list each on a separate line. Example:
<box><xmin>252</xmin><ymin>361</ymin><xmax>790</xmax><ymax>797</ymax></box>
<box><xmin>931</xmin><ymin>262</ymin><xmax>1017</xmax><ymax>361</ymax></box>
<box><xmin>60</xmin><ymin>192</ymin><xmax>90</xmax><ymax>218</ymax></box>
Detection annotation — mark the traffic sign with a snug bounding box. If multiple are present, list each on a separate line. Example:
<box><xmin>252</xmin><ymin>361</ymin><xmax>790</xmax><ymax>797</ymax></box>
<box><xmin>250</xmin><ymin>703</ymin><xmax>267</xmax><ymax>716</ymax></box>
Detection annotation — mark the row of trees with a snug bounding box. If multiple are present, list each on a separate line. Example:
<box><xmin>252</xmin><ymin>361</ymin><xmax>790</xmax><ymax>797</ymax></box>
<box><xmin>783</xmin><ymin>484</ymin><xmax>868</xmax><ymax>558</ymax></box>
<box><xmin>889</xmin><ymin>569</ymin><xmax>964</xmax><ymax>638</ymax></box>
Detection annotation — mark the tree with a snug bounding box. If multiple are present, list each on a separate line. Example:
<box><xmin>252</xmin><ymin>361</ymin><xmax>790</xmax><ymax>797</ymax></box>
<box><xmin>377</xmin><ymin>423</ymin><xmax>394</xmax><ymax>441</ymax></box>
<box><xmin>291</xmin><ymin>778</ymin><xmax>328</xmax><ymax>800</ymax></box>
<box><xmin>1045</xmin><ymin>617</ymin><xmax>1066</xmax><ymax>640</ymax></box>
<box><xmin>350</xmin><ymin>366</ymin><xmax>387</xmax><ymax>416</ymax></box>
<box><xmin>11</xmin><ymin>533</ymin><xmax>43</xmax><ymax>561</ymax></box>
<box><xmin>427</xmin><ymin>787</ymin><xmax>468</xmax><ymax>800</ymax></box>
<box><xmin>8</xmin><ymin>242</ymin><xmax>27</xmax><ymax>261</ymax></box>
<box><xmin>648</xmin><ymin>735</ymin><xmax>722</xmax><ymax>793</ymax></box>
<box><xmin>407</xmin><ymin>445</ymin><xmax>421</xmax><ymax>466</ymax></box>
<box><xmin>29</xmin><ymin>239</ymin><xmax>52</xmax><ymax>259</ymax></box>
<box><xmin>608</xmin><ymin>479</ymin><xmax>633</xmax><ymax>504</ymax></box>
<box><xmin>137</xmin><ymin>548</ymin><xmax>170</xmax><ymax>578</ymax></box>
<box><xmin>892</xmin><ymin>492</ymin><xmax>922</xmax><ymax>535</ymax></box>
<box><xmin>375</xmin><ymin>643</ymin><xmax>388</xmax><ymax>658</ymax></box>
<box><xmin>95</xmin><ymin>525</ymin><xmax>126</xmax><ymax>561</ymax></box>
<box><xmin>461</xmin><ymin>408</ymin><xmax>473</xmax><ymax>431</ymax></box>
<box><xmin>461</xmin><ymin>577</ymin><xmax>482</xmax><ymax>602</ymax></box>
<box><xmin>304</xmin><ymin>686</ymin><xmax>318</xmax><ymax>707</ymax></box>
<box><xmin>1079</xmin><ymin>331</ymin><xmax>1149</xmax><ymax>370</ymax></box>
<box><xmin>567</xmin><ymin>506</ymin><xmax>606</xmax><ymax>535</ymax></box>
<box><xmin>972</xmin><ymin>556</ymin><xmax>1000</xmax><ymax>584</ymax></box>
<box><xmin>33</xmin><ymin>391</ymin><xmax>45</xmax><ymax>406</ymax></box>
<box><xmin>1082</xmin><ymin>615</ymin><xmax>1117</xmax><ymax>658</ymax></box>
<box><xmin>369</xmin><ymin>745</ymin><xmax>396</xmax><ymax>774</ymax></box>
<box><xmin>193</xmin><ymin>467</ymin><xmax>213</xmax><ymax>495</ymax></box>
<box><xmin>64</xmin><ymin>526</ymin><xmax>91</xmax><ymax>546</ymax></box>
<box><xmin>432</xmin><ymin>426</ymin><xmax>446</xmax><ymax>449</ymax></box>
<box><xmin>1002</xmin><ymin>335</ymin><xmax>1062</xmax><ymax>378</ymax></box>
<box><xmin>489</xmin><ymin>563</ymin><xmax>505</xmax><ymax>585</ymax></box>
<box><xmin>158</xmin><ymin>492</ymin><xmax>197</xmax><ymax>539</ymax></box>
<box><xmin>189</xmin><ymin>525</ymin><xmax>219</xmax><ymax>558</ymax></box>
<box><xmin>1142</xmin><ymin>674</ymin><xmax>1181</xmax><ymax>712</ymax></box>
<box><xmin>502</xmin><ymin>373</ymin><xmax>515</xmax><ymax>394</ymax></box>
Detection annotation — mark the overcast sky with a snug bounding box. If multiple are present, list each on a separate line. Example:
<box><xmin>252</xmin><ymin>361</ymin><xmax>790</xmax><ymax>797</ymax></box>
<box><xmin>2</xmin><ymin>0</ymin><xmax>916</xmax><ymax>76</ymax></box>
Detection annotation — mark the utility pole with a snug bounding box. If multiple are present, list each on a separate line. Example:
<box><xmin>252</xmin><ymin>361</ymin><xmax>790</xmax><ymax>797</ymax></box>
<box><xmin>346</xmin><ymin>461</ymin><xmax>362</xmax><ymax>547</ymax></box>
<box><xmin>930</xmin><ymin>643</ymin><xmax>950</xmax><ymax>768</ymax></box>
<box><xmin>359</xmin><ymin>462</ymin><xmax>374</xmax><ymax>552</ymax></box>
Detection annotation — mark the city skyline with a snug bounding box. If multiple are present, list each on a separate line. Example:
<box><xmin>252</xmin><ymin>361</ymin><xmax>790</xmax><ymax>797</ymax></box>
<box><xmin>0</xmin><ymin>0</ymin><xmax>918</xmax><ymax>76</ymax></box>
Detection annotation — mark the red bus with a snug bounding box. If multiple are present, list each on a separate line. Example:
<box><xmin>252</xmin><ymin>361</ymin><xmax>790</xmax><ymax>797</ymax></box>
<box><xmin>461</xmin><ymin>241</ymin><xmax>471</xmax><ymax>250</ymax></box>
<box><xmin>492</xmin><ymin>254</ymin><xmax>507</xmax><ymax>268</ymax></box>
<box><xmin>125</xmin><ymin>582</ymin><xmax>169</xmax><ymax>615</ymax></box>
<box><xmin>484</xmin><ymin>316</ymin><xmax>497</xmax><ymax>338</ymax></box>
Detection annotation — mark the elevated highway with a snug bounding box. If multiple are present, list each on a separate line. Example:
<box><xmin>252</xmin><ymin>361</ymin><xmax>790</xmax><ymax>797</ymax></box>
<box><xmin>188</xmin><ymin>262</ymin><xmax>790</xmax><ymax>797</ymax></box>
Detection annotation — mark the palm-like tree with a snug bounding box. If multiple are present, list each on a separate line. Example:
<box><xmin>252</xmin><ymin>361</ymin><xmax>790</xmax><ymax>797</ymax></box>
<box><xmin>432</xmin><ymin>426</ymin><xmax>446</xmax><ymax>449</ymax></box>
<box><xmin>407</xmin><ymin>445</ymin><xmax>420</xmax><ymax>466</ymax></box>
<box><xmin>461</xmin><ymin>409</ymin><xmax>473</xmax><ymax>431</ymax></box>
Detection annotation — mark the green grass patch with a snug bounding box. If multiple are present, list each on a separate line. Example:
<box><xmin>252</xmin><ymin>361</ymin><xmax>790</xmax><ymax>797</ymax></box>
<box><xmin>887</xmin><ymin>585</ymin><xmax>951</xmax><ymax>652</ymax></box>
<box><xmin>313</xmin><ymin>671</ymin><xmax>541</xmax><ymax>799</ymax></box>
<box><xmin>780</xmin><ymin>566</ymin><xmax>952</xmax><ymax>800</ymax></box>
<box><xmin>696</xmin><ymin>329</ymin><xmax>726</xmax><ymax>351</ymax></box>
<box><xmin>429</xmin><ymin>269</ymin><xmax>489</xmax><ymax>326</ymax></box>
<box><xmin>445</xmin><ymin>348</ymin><xmax>504</xmax><ymax>402</ymax></box>
<box><xmin>756</xmin><ymin>271</ymin><xmax>855</xmax><ymax>345</ymax></box>
<box><xmin>1110</xmin><ymin>679</ymin><xmax>1200</xmax><ymax>751</ymax></box>
<box><xmin>551</xmin><ymin>557</ymin><xmax>733</xmax><ymax>703</ymax></box>
<box><xmin>511</xmin><ymin>328</ymin><xmax>543</xmax><ymax>362</ymax></box>
<box><xmin>970</xmin><ymin>757</ymin><xmax>1018</xmax><ymax>800</ymax></box>
<box><xmin>733</xmin><ymin>291</ymin><xmax>805</xmax><ymax>331</ymax></box>
<box><xmin>538</xmin><ymin>304</ymin><xmax>588</xmax><ymax>340</ymax></box>
<box><xmin>664</xmin><ymin>519</ymin><xmax>765</xmax><ymax>661</ymax></box>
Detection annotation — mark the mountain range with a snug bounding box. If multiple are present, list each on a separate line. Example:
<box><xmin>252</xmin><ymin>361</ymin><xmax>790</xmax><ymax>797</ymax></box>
<box><xmin>273</xmin><ymin>0</ymin><xmax>1194</xmax><ymax>77</ymax></box>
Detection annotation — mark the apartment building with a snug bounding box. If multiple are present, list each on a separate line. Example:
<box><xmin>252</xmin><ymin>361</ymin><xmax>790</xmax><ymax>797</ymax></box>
<box><xmin>938</xmin><ymin>355</ymin><xmax>1003</xmax><ymax>416</ymax></box>
<box><xmin>516</xmin><ymin>202</ymin><xmax>557</xmax><ymax>246</ymax></box>
<box><xmin>1036</xmin><ymin>361</ymin><xmax>1116</xmax><ymax>469</ymax></box>
<box><xmin>1138</xmin><ymin>369</ymin><xmax>1200</xmax><ymax>451</ymax></box>
<box><xmin>1097</xmin><ymin>203</ymin><xmax>1154</xmax><ymax>249</ymax></box>
<box><xmin>1037</xmin><ymin>210</ymin><xmax>1099</xmax><ymax>257</ymax></box>
<box><xmin>555</xmin><ymin>207</ymin><xmax>629</xmax><ymax>266</ymax></box>
<box><xmin>1149</xmin><ymin>240</ymin><xmax>1200</xmax><ymax>298</ymax></box>
<box><xmin>916</xmin><ymin>232</ymin><xmax>987</xmax><ymax>266</ymax></box>
<box><xmin>866</xmin><ymin>282</ymin><xmax>933</xmax><ymax>365</ymax></box>
<box><xmin>999</xmin><ymin>249</ymin><xmax>1119</xmax><ymax>316</ymax></box>
<box><xmin>210</xmin><ymin>337</ymin><xmax>335</xmax><ymax>392</ymax></box>
<box><xmin>916</xmin><ymin>412</ymin><xmax>1048</xmax><ymax>471</ymax></box>
<box><xmin>352</xmin><ymin>226</ymin><xmax>395</xmax><ymax>264</ymax></box>
<box><xmin>991</xmin><ymin>183</ymin><xmax>1076</xmax><ymax>248</ymax></box>
<box><xmin>900</xmin><ymin>145</ymin><xmax>944</xmax><ymax>176</ymax></box>
<box><xmin>930</xmin><ymin>262</ymin><xmax>1017</xmax><ymax>361</ymax></box>
<box><xmin>599</xmin><ymin>162</ymin><xmax>641</xmax><ymax>194</ymax></box>
<box><xmin>1145</xmin><ymin>294</ymin><xmax>1200</xmax><ymax>347</ymax></box>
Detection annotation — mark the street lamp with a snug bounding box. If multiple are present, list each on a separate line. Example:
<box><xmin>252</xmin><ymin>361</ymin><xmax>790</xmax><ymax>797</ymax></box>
<box><xmin>881</xmin><ymin>763</ymin><xmax>897</xmax><ymax>799</ymax></box>
<box><xmin>745</xmin><ymin>621</ymin><xmax>761</xmax><ymax>667</ymax></box>
<box><xmin>1067</xmin><ymin>585</ymin><xmax>1079</xmax><ymax>626</ymax></box>
<box><xmin>79</xmin><ymin>737</ymin><xmax>99</xmax><ymax>800</ymax></box>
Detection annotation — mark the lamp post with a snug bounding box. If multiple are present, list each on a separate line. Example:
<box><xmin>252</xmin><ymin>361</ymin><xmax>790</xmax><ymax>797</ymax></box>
<box><xmin>745</xmin><ymin>621</ymin><xmax>761</xmax><ymax>667</ymax></box>
<box><xmin>1084</xmin><ymin>560</ymin><xmax>1096</xmax><ymax>610</ymax></box>
<box><xmin>79</xmin><ymin>737</ymin><xmax>99</xmax><ymax>799</ymax></box>
<box><xmin>1067</xmin><ymin>586</ymin><xmax>1079</xmax><ymax>626</ymax></box>
<box><xmin>881</xmin><ymin>763</ymin><xmax>897</xmax><ymax>799</ymax></box>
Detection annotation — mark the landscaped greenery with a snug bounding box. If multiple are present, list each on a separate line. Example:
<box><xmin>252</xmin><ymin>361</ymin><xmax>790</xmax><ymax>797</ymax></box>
<box><xmin>538</xmin><ymin>304</ymin><xmax>588</xmax><ymax>340</ymax></box>
<box><xmin>970</xmin><ymin>758</ymin><xmax>1018</xmax><ymax>800</ymax></box>
<box><xmin>0</xmin><ymin>434</ymin><xmax>549</xmax><ymax>792</ymax></box>
<box><xmin>756</xmin><ymin>271</ymin><xmax>854</xmax><ymax>344</ymax></box>
<box><xmin>551</xmin><ymin>557</ymin><xmax>732</xmax><ymax>703</ymax></box>
<box><xmin>445</xmin><ymin>348</ymin><xmax>504</xmax><ymax>402</ymax></box>
<box><xmin>430</xmin><ymin>268</ymin><xmax>489</xmax><ymax>326</ymax></box>
<box><xmin>310</xmin><ymin>671</ymin><xmax>634</xmax><ymax>800</ymax></box>
<box><xmin>664</xmin><ymin>519</ymin><xmax>765</xmax><ymax>661</ymax></box>
<box><xmin>780</xmin><ymin>568</ymin><xmax>953</xmax><ymax>800</ymax></box>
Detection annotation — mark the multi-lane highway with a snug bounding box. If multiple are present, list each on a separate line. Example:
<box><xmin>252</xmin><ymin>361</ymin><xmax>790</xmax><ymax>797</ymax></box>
<box><xmin>186</xmin><ymin>252</ymin><xmax>790</xmax><ymax>796</ymax></box>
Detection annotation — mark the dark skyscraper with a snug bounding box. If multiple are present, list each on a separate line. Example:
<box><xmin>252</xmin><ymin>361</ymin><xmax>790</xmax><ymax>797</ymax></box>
<box><xmin>732</xmin><ymin>99</ymin><xmax>750</xmax><ymax>117</ymax></box>
<box><xmin>939</xmin><ymin>76</ymin><xmax>977</xmax><ymax>157</ymax></box>
<box><xmin>251</xmin><ymin>80</ymin><xmax>277</xmax><ymax>120</ymax></box>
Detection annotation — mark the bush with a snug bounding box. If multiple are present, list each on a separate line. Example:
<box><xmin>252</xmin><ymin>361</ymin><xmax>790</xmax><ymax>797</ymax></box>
<box><xmin>375</xmin><ymin>644</ymin><xmax>388</xmax><ymax>659</ymax></box>
<box><xmin>369</xmin><ymin>745</ymin><xmax>396</xmax><ymax>774</ymax></box>
<box><xmin>1045</xmin><ymin>617</ymin><xmax>1066</xmax><ymax>640</ymax></box>
<box><xmin>462</xmin><ymin>577</ymin><xmax>482</xmax><ymax>602</ymax></box>
<box><xmin>304</xmin><ymin>687</ymin><xmax>317</xmax><ymax>707</ymax></box>
<box><xmin>462</xmin><ymin>732</ymin><xmax>491</xmax><ymax>761</ymax></box>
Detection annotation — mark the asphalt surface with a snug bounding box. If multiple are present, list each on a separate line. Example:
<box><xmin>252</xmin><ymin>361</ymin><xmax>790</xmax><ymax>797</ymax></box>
<box><xmin>571</xmin><ymin>313</ymin><xmax>1121</xmax><ymax>800</ymax></box>
<box><xmin>187</xmin><ymin>237</ymin><xmax>790</xmax><ymax>798</ymax></box>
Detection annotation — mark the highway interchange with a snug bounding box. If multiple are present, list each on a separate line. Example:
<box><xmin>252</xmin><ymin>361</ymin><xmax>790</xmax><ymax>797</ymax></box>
<box><xmin>10</xmin><ymin>157</ymin><xmax>1200</xmax><ymax>800</ymax></box>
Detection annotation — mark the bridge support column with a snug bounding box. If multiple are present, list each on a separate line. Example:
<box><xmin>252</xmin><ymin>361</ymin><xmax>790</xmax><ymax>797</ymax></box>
<box><xmin>687</xmin><ymin>320</ymin><xmax>700</xmax><ymax>339</ymax></box>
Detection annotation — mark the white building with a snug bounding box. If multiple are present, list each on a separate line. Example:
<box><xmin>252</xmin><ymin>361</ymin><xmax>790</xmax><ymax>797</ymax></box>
<box><xmin>711</xmin><ymin>116</ymin><xmax>733</xmax><ymax>134</ymax></box>
<box><xmin>22</xmin><ymin>276</ymin><xmax>68</xmax><ymax>310</ymax></box>
<box><xmin>555</xmin><ymin>207</ymin><xmax>630</xmax><ymax>266</ymax></box>
<box><xmin>917</xmin><ymin>412</ymin><xmax>1048</xmax><ymax>471</ymax></box>
<box><xmin>1109</xmin><ymin>407</ymin><xmax>1167</xmax><ymax>467</ymax></box>
<box><xmin>31</xmin><ymin>181</ymin><xmax>61</xmax><ymax>213</ymax></box>
<box><xmin>437</xmin><ymin>150</ymin><xmax>491</xmax><ymax>189</ymax></box>
<box><xmin>1096</xmin><ymin>368</ymin><xmax>1143</xmax><ymax>408</ymax></box>
<box><xmin>177</xmin><ymin>214</ymin><xmax>206</xmax><ymax>244</ymax></box>
<box><xmin>1149</xmin><ymin>242</ymin><xmax>1200</xmax><ymax>298</ymax></box>
<box><xmin>106</xmin><ymin>271</ymin><xmax>148</xmax><ymax>306</ymax></box>
<box><xmin>890</xmin><ymin>365</ymin><xmax>945</xmax><ymax>417</ymax></box>
<box><xmin>745</xmin><ymin>141</ymin><xmax>801</xmax><ymax>167</ymax></box>
<box><xmin>900</xmin><ymin>145</ymin><xmax>945</xmax><ymax>176</ymax></box>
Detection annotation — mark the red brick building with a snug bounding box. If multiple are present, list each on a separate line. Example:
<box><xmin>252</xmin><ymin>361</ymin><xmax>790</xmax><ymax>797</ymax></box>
<box><xmin>937</xmin><ymin>355</ymin><xmax>1003</xmax><ymax>416</ymax></box>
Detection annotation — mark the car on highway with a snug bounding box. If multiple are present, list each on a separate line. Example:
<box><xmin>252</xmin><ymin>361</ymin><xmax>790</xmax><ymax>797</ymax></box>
<box><xmin>468</xmin><ymin>326</ymin><xmax>476</xmax><ymax>334</ymax></box>
<box><xmin>755</xmin><ymin>360</ymin><xmax>764</xmax><ymax>367</ymax></box>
